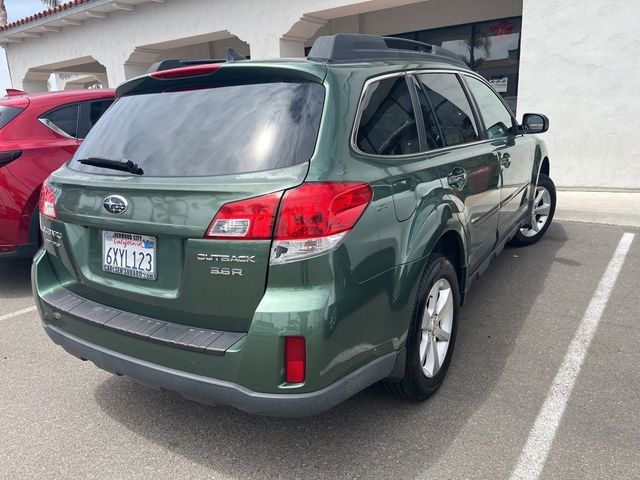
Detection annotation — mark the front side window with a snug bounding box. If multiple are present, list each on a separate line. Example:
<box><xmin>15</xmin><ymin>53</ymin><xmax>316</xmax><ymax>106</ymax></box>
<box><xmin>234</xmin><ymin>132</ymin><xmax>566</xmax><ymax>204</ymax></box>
<box><xmin>356</xmin><ymin>76</ymin><xmax>420</xmax><ymax>156</ymax></box>
<box><xmin>39</xmin><ymin>104</ymin><xmax>80</xmax><ymax>139</ymax></box>
<box><xmin>465</xmin><ymin>75</ymin><xmax>516</xmax><ymax>139</ymax></box>
<box><xmin>417</xmin><ymin>73</ymin><xmax>479</xmax><ymax>147</ymax></box>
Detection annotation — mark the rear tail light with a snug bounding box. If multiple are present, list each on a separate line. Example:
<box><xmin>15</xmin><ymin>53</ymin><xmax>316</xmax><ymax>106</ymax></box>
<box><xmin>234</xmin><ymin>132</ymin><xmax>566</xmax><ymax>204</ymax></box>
<box><xmin>0</xmin><ymin>150</ymin><xmax>21</xmax><ymax>167</ymax></box>
<box><xmin>271</xmin><ymin>182</ymin><xmax>372</xmax><ymax>264</ymax></box>
<box><xmin>284</xmin><ymin>336</ymin><xmax>306</xmax><ymax>383</ymax></box>
<box><xmin>39</xmin><ymin>180</ymin><xmax>57</xmax><ymax>220</ymax></box>
<box><xmin>205</xmin><ymin>192</ymin><xmax>282</xmax><ymax>240</ymax></box>
<box><xmin>204</xmin><ymin>182</ymin><xmax>372</xmax><ymax>264</ymax></box>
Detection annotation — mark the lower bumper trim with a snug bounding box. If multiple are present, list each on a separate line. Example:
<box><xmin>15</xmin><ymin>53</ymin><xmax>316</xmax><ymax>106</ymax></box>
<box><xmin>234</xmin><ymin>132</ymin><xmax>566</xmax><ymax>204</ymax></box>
<box><xmin>43</xmin><ymin>322</ymin><xmax>398</xmax><ymax>417</ymax></box>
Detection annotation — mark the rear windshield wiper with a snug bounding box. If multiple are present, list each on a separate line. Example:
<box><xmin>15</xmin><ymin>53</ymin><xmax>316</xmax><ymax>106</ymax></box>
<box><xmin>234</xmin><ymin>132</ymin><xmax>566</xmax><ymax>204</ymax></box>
<box><xmin>77</xmin><ymin>157</ymin><xmax>144</xmax><ymax>175</ymax></box>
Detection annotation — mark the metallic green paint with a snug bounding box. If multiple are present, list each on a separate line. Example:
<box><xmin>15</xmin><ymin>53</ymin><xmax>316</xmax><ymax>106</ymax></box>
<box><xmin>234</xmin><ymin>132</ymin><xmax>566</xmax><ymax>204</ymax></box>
<box><xmin>33</xmin><ymin>57</ymin><xmax>549</xmax><ymax>405</ymax></box>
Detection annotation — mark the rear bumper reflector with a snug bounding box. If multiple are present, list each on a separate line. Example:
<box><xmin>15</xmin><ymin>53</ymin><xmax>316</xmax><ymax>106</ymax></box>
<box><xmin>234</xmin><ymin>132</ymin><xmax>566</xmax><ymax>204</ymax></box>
<box><xmin>39</xmin><ymin>287</ymin><xmax>245</xmax><ymax>355</ymax></box>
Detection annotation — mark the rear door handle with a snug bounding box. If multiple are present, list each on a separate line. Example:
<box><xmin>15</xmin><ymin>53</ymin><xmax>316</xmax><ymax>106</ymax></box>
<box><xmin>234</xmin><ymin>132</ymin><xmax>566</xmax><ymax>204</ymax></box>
<box><xmin>447</xmin><ymin>168</ymin><xmax>467</xmax><ymax>190</ymax></box>
<box><xmin>500</xmin><ymin>153</ymin><xmax>511</xmax><ymax>168</ymax></box>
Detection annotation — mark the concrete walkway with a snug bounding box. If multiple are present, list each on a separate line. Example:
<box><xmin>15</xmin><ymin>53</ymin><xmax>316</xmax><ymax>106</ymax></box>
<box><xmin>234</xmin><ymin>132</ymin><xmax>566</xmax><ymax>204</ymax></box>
<box><xmin>556</xmin><ymin>190</ymin><xmax>640</xmax><ymax>228</ymax></box>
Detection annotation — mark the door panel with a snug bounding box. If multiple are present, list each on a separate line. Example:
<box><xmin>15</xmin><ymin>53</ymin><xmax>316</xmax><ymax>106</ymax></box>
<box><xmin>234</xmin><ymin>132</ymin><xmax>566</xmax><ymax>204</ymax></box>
<box><xmin>434</xmin><ymin>144</ymin><xmax>500</xmax><ymax>270</ymax></box>
<box><xmin>415</xmin><ymin>72</ymin><xmax>500</xmax><ymax>272</ymax></box>
<box><xmin>494</xmin><ymin>136</ymin><xmax>533</xmax><ymax>229</ymax></box>
<box><xmin>463</xmin><ymin>74</ymin><xmax>534</xmax><ymax>232</ymax></box>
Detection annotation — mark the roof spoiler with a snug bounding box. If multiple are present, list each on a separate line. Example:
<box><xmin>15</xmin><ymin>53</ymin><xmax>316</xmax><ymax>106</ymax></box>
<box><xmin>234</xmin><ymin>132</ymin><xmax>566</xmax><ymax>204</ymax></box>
<box><xmin>5</xmin><ymin>88</ymin><xmax>26</xmax><ymax>97</ymax></box>
<box><xmin>307</xmin><ymin>34</ymin><xmax>467</xmax><ymax>67</ymax></box>
<box><xmin>147</xmin><ymin>48</ymin><xmax>247</xmax><ymax>73</ymax></box>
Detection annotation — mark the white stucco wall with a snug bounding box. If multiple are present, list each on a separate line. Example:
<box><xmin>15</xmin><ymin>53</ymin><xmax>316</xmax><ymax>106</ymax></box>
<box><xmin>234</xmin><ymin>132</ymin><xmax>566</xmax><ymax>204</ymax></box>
<box><xmin>518</xmin><ymin>0</ymin><xmax>640</xmax><ymax>189</ymax></box>
<box><xmin>2</xmin><ymin>0</ymin><xmax>638</xmax><ymax>189</ymax></box>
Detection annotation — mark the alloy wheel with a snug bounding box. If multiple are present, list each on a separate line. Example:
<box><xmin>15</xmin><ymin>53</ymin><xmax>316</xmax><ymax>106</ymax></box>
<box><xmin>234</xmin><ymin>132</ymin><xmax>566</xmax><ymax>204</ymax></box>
<box><xmin>520</xmin><ymin>186</ymin><xmax>552</xmax><ymax>238</ymax></box>
<box><xmin>419</xmin><ymin>278</ymin><xmax>454</xmax><ymax>378</ymax></box>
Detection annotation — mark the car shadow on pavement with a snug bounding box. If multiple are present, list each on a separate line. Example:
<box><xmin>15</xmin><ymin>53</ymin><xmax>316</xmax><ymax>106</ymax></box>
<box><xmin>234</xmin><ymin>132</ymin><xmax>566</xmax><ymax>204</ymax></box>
<box><xmin>94</xmin><ymin>223</ymin><xmax>569</xmax><ymax>479</ymax></box>
<box><xmin>0</xmin><ymin>258</ymin><xmax>33</xmax><ymax>299</ymax></box>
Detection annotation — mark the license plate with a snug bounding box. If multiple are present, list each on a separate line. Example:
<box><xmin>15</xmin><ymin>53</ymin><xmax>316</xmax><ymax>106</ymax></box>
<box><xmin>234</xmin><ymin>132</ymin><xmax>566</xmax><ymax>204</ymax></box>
<box><xmin>102</xmin><ymin>231</ymin><xmax>156</xmax><ymax>280</ymax></box>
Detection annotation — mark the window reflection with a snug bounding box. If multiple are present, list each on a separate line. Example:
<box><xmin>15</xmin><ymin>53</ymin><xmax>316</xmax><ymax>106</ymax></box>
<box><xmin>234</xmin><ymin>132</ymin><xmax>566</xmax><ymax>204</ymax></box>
<box><xmin>394</xmin><ymin>17</ymin><xmax>522</xmax><ymax>113</ymax></box>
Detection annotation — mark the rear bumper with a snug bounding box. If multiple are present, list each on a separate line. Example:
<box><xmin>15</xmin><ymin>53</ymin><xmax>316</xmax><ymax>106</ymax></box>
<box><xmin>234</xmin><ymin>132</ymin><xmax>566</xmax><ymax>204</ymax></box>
<box><xmin>42</xmin><ymin>321</ymin><xmax>397</xmax><ymax>417</ymax></box>
<box><xmin>0</xmin><ymin>243</ymin><xmax>37</xmax><ymax>259</ymax></box>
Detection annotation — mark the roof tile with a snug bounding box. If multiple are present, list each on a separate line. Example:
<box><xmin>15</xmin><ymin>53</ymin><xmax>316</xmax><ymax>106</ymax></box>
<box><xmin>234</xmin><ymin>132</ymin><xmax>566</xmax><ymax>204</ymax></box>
<box><xmin>1</xmin><ymin>0</ymin><xmax>93</xmax><ymax>31</ymax></box>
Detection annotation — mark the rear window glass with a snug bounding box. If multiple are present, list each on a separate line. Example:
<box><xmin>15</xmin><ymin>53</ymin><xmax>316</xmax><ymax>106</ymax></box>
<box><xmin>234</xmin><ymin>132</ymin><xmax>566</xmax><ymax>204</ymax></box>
<box><xmin>0</xmin><ymin>106</ymin><xmax>24</xmax><ymax>130</ymax></box>
<box><xmin>69</xmin><ymin>82</ymin><xmax>325</xmax><ymax>177</ymax></box>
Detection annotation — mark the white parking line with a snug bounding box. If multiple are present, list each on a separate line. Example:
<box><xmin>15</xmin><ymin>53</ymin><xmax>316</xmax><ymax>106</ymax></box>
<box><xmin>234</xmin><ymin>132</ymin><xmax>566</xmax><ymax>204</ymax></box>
<box><xmin>510</xmin><ymin>232</ymin><xmax>635</xmax><ymax>480</ymax></box>
<box><xmin>0</xmin><ymin>306</ymin><xmax>37</xmax><ymax>322</ymax></box>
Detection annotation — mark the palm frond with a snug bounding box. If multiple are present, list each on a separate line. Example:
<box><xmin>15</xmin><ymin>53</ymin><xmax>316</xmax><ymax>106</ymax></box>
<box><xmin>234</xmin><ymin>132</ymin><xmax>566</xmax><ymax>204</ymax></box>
<box><xmin>41</xmin><ymin>0</ymin><xmax>62</xmax><ymax>8</ymax></box>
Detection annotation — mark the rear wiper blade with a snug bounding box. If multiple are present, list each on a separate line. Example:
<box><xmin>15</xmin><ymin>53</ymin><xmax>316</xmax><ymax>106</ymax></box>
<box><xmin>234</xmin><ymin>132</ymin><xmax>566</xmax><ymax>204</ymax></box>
<box><xmin>78</xmin><ymin>157</ymin><xmax>144</xmax><ymax>175</ymax></box>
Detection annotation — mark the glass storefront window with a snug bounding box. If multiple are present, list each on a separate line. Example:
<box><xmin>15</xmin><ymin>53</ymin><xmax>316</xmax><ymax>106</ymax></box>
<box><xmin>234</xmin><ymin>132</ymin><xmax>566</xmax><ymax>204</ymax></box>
<box><xmin>394</xmin><ymin>17</ymin><xmax>522</xmax><ymax>113</ymax></box>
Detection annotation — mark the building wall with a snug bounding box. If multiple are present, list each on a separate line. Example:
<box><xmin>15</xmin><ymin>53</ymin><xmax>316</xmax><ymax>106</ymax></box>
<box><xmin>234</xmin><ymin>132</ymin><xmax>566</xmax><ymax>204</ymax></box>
<box><xmin>518</xmin><ymin>0</ymin><xmax>640</xmax><ymax>189</ymax></box>
<box><xmin>2</xmin><ymin>0</ymin><xmax>638</xmax><ymax>189</ymax></box>
<box><xmin>309</xmin><ymin>0</ymin><xmax>522</xmax><ymax>45</ymax></box>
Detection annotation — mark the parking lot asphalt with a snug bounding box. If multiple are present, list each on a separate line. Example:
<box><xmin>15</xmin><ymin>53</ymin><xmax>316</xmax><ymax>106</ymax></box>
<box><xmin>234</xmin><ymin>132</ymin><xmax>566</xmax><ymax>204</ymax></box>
<box><xmin>1</xmin><ymin>220</ymin><xmax>638</xmax><ymax>480</ymax></box>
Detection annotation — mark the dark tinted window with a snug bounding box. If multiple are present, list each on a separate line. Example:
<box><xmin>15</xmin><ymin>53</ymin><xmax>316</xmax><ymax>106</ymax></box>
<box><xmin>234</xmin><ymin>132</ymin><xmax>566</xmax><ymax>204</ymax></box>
<box><xmin>70</xmin><ymin>82</ymin><xmax>324</xmax><ymax>177</ymax></box>
<box><xmin>40</xmin><ymin>104</ymin><xmax>79</xmax><ymax>138</ymax></box>
<box><xmin>414</xmin><ymin>79</ymin><xmax>444</xmax><ymax>151</ymax></box>
<box><xmin>465</xmin><ymin>76</ymin><xmax>516</xmax><ymax>139</ymax></box>
<box><xmin>417</xmin><ymin>74</ymin><xmax>479</xmax><ymax>147</ymax></box>
<box><xmin>356</xmin><ymin>77</ymin><xmax>420</xmax><ymax>156</ymax></box>
<box><xmin>77</xmin><ymin>99</ymin><xmax>114</xmax><ymax>139</ymax></box>
<box><xmin>0</xmin><ymin>105</ymin><xmax>24</xmax><ymax>129</ymax></box>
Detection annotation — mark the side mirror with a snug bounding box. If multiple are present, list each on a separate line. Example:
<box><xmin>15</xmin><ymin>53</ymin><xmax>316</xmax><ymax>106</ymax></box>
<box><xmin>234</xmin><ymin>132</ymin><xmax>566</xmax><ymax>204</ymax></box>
<box><xmin>522</xmin><ymin>113</ymin><xmax>549</xmax><ymax>134</ymax></box>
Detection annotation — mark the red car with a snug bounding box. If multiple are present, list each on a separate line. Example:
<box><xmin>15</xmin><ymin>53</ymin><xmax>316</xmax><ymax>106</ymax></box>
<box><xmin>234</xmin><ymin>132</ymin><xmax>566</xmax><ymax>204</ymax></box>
<box><xmin>0</xmin><ymin>88</ymin><xmax>115</xmax><ymax>259</ymax></box>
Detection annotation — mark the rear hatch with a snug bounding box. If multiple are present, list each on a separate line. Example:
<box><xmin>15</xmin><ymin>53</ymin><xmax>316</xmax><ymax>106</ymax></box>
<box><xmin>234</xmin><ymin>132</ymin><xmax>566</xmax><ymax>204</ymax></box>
<box><xmin>45</xmin><ymin>63</ymin><xmax>326</xmax><ymax>332</ymax></box>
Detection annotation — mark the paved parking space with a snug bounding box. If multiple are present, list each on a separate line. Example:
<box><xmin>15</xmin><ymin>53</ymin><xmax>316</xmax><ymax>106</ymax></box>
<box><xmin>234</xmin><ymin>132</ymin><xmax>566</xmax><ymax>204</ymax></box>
<box><xmin>0</xmin><ymin>221</ymin><xmax>638</xmax><ymax>479</ymax></box>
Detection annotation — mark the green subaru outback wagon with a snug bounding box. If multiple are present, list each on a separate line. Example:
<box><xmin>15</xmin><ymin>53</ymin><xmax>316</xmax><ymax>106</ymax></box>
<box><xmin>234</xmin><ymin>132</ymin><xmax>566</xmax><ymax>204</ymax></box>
<box><xmin>33</xmin><ymin>34</ymin><xmax>556</xmax><ymax>416</ymax></box>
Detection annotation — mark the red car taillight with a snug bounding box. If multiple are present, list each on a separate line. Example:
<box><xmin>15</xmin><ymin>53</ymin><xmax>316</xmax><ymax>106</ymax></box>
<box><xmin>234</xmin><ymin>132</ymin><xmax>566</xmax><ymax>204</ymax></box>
<box><xmin>39</xmin><ymin>180</ymin><xmax>57</xmax><ymax>220</ymax></box>
<box><xmin>284</xmin><ymin>336</ymin><xmax>306</xmax><ymax>383</ymax></box>
<box><xmin>205</xmin><ymin>192</ymin><xmax>283</xmax><ymax>240</ymax></box>
<box><xmin>204</xmin><ymin>182</ymin><xmax>372</xmax><ymax>264</ymax></box>
<box><xmin>271</xmin><ymin>182</ymin><xmax>372</xmax><ymax>264</ymax></box>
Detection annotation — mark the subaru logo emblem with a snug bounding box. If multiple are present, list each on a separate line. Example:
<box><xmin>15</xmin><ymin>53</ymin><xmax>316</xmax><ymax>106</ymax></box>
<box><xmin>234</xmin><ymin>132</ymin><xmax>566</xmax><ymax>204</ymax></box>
<box><xmin>103</xmin><ymin>195</ymin><xmax>128</xmax><ymax>215</ymax></box>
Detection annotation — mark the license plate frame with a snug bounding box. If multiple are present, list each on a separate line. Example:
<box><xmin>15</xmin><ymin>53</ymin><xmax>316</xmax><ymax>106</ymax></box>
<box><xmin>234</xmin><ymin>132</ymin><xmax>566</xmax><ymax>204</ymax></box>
<box><xmin>102</xmin><ymin>230</ymin><xmax>157</xmax><ymax>281</ymax></box>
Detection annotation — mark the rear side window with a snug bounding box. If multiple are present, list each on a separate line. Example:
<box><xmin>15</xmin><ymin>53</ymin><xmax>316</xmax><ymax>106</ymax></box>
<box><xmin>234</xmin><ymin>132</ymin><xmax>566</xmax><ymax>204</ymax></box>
<box><xmin>39</xmin><ymin>104</ymin><xmax>80</xmax><ymax>138</ymax></box>
<box><xmin>0</xmin><ymin>105</ymin><xmax>24</xmax><ymax>130</ymax></box>
<box><xmin>77</xmin><ymin>99</ymin><xmax>114</xmax><ymax>139</ymax></box>
<box><xmin>464</xmin><ymin>75</ymin><xmax>516</xmax><ymax>139</ymax></box>
<box><xmin>356</xmin><ymin>76</ymin><xmax>420</xmax><ymax>156</ymax></box>
<box><xmin>70</xmin><ymin>82</ymin><xmax>325</xmax><ymax>177</ymax></box>
<box><xmin>417</xmin><ymin>73</ymin><xmax>479</xmax><ymax>147</ymax></box>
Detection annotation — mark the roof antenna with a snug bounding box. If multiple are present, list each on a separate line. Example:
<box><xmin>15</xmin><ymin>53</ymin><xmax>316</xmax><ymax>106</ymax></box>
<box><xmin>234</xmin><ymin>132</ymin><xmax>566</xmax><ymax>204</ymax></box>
<box><xmin>226</xmin><ymin>48</ymin><xmax>247</xmax><ymax>62</ymax></box>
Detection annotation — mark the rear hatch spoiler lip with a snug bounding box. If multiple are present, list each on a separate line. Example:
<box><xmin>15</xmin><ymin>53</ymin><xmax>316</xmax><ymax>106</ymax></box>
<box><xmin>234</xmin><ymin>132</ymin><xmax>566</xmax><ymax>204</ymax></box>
<box><xmin>116</xmin><ymin>61</ymin><xmax>328</xmax><ymax>98</ymax></box>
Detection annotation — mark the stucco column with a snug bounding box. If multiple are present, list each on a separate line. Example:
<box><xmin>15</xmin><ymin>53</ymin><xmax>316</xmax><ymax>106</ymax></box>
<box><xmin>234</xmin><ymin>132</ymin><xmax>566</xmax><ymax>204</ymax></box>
<box><xmin>97</xmin><ymin>54</ymin><xmax>128</xmax><ymax>89</ymax></box>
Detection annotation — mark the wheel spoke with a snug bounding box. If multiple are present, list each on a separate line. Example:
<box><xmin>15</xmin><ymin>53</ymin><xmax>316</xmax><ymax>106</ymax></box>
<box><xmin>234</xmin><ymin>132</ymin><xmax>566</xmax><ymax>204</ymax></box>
<box><xmin>435</xmin><ymin>287</ymin><xmax>451</xmax><ymax>315</ymax></box>
<box><xmin>426</xmin><ymin>293</ymin><xmax>437</xmax><ymax>319</ymax></box>
<box><xmin>534</xmin><ymin>189</ymin><xmax>545</xmax><ymax>206</ymax></box>
<box><xmin>536</xmin><ymin>203</ymin><xmax>551</xmax><ymax>216</ymax></box>
<box><xmin>431</xmin><ymin>335</ymin><xmax>440</xmax><ymax>374</ymax></box>
<box><xmin>532</xmin><ymin>218</ymin><xmax>541</xmax><ymax>232</ymax></box>
<box><xmin>434</xmin><ymin>327</ymin><xmax>450</xmax><ymax>342</ymax></box>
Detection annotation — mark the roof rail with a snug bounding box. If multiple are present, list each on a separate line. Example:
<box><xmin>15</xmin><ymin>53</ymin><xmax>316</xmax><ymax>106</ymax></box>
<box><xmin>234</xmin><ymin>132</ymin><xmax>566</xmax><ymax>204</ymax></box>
<box><xmin>307</xmin><ymin>34</ymin><xmax>467</xmax><ymax>67</ymax></box>
<box><xmin>147</xmin><ymin>48</ymin><xmax>247</xmax><ymax>73</ymax></box>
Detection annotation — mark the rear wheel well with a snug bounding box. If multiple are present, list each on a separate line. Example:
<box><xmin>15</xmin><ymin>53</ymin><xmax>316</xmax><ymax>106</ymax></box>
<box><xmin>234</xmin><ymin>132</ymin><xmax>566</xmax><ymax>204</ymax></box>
<box><xmin>431</xmin><ymin>231</ymin><xmax>465</xmax><ymax>296</ymax></box>
<box><xmin>540</xmin><ymin>157</ymin><xmax>550</xmax><ymax>178</ymax></box>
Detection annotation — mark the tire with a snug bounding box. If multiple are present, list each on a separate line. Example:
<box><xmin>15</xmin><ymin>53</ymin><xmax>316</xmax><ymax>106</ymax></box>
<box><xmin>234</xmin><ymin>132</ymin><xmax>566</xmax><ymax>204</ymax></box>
<box><xmin>510</xmin><ymin>173</ymin><xmax>556</xmax><ymax>247</ymax></box>
<box><xmin>382</xmin><ymin>254</ymin><xmax>460</xmax><ymax>401</ymax></box>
